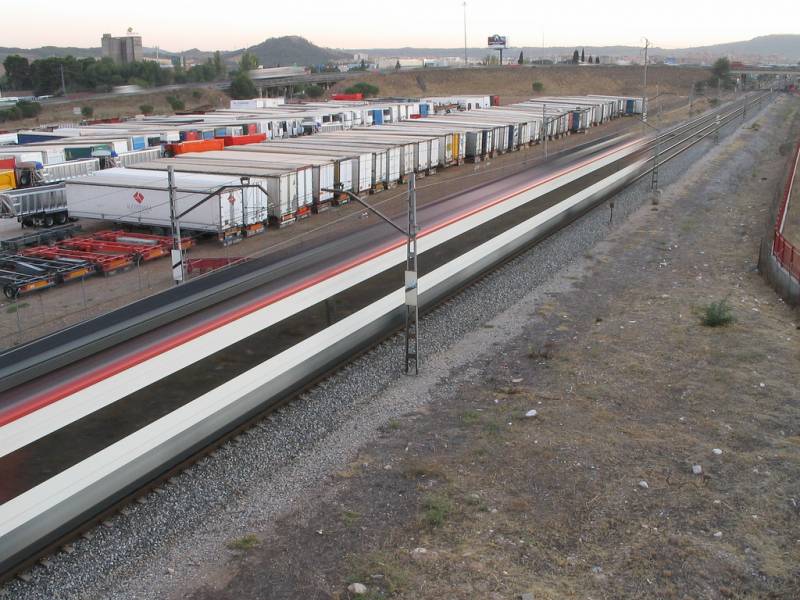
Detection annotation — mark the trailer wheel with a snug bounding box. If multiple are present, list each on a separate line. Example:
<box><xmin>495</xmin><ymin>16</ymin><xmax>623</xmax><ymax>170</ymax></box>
<box><xmin>43</xmin><ymin>214</ymin><xmax>55</xmax><ymax>228</ymax></box>
<box><xmin>3</xmin><ymin>285</ymin><xmax>18</xmax><ymax>300</ymax></box>
<box><xmin>54</xmin><ymin>212</ymin><xmax>68</xmax><ymax>225</ymax></box>
<box><xmin>22</xmin><ymin>218</ymin><xmax>34</xmax><ymax>228</ymax></box>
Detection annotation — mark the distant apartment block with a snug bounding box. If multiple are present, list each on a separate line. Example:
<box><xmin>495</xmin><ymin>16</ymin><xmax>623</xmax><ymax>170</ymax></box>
<box><xmin>101</xmin><ymin>33</ymin><xmax>142</xmax><ymax>64</ymax></box>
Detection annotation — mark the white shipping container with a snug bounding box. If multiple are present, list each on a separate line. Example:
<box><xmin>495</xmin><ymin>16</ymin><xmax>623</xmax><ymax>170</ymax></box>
<box><xmin>66</xmin><ymin>168</ymin><xmax>245</xmax><ymax>233</ymax></box>
<box><xmin>0</xmin><ymin>151</ymin><xmax>44</xmax><ymax>165</ymax></box>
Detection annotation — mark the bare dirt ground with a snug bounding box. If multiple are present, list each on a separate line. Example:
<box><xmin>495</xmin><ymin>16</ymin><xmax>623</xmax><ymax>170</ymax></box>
<box><xmin>185</xmin><ymin>97</ymin><xmax>800</xmax><ymax>600</ymax></box>
<box><xmin>0</xmin><ymin>94</ymin><xmax>699</xmax><ymax>349</ymax></box>
<box><xmin>333</xmin><ymin>65</ymin><xmax>710</xmax><ymax>105</ymax></box>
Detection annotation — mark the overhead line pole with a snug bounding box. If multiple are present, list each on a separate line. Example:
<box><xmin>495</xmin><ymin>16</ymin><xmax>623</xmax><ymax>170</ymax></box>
<box><xmin>167</xmin><ymin>167</ymin><xmax>270</xmax><ymax>285</ymax></box>
<box><xmin>322</xmin><ymin>176</ymin><xmax>420</xmax><ymax>375</ymax></box>
<box><xmin>642</xmin><ymin>37</ymin><xmax>650</xmax><ymax>126</ymax></box>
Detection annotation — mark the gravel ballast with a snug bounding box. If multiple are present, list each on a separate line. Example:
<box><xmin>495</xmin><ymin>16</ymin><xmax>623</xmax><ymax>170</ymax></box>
<box><xmin>1</xmin><ymin>98</ymin><xmax>772</xmax><ymax>600</ymax></box>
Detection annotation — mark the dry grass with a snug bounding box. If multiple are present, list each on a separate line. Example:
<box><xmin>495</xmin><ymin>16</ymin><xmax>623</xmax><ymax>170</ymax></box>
<box><xmin>333</xmin><ymin>65</ymin><xmax>709</xmax><ymax>101</ymax></box>
<box><xmin>9</xmin><ymin>86</ymin><xmax>230</xmax><ymax>128</ymax></box>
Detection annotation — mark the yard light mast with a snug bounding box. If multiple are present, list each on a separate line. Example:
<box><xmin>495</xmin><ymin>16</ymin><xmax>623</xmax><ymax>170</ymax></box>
<box><xmin>463</xmin><ymin>1</ymin><xmax>468</xmax><ymax>67</ymax></box>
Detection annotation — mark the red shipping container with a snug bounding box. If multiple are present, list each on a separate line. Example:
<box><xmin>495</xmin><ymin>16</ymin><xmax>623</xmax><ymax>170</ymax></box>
<box><xmin>167</xmin><ymin>139</ymin><xmax>225</xmax><ymax>155</ymax></box>
<box><xmin>220</xmin><ymin>133</ymin><xmax>267</xmax><ymax>147</ymax></box>
<box><xmin>183</xmin><ymin>131</ymin><xmax>200</xmax><ymax>141</ymax></box>
<box><xmin>247</xmin><ymin>123</ymin><xmax>257</xmax><ymax>134</ymax></box>
<box><xmin>331</xmin><ymin>93</ymin><xmax>364</xmax><ymax>101</ymax></box>
<box><xmin>490</xmin><ymin>95</ymin><xmax>501</xmax><ymax>106</ymax></box>
<box><xmin>0</xmin><ymin>157</ymin><xmax>16</xmax><ymax>170</ymax></box>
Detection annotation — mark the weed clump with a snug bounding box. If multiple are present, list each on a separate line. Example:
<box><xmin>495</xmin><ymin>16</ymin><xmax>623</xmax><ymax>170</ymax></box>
<box><xmin>701</xmin><ymin>299</ymin><xmax>734</xmax><ymax>327</ymax></box>
<box><xmin>421</xmin><ymin>494</ymin><xmax>452</xmax><ymax>528</ymax></box>
<box><xmin>227</xmin><ymin>534</ymin><xmax>259</xmax><ymax>550</ymax></box>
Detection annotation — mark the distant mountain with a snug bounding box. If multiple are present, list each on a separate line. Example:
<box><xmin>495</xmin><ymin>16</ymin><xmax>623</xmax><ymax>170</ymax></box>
<box><xmin>1</xmin><ymin>34</ymin><xmax>797</xmax><ymax>70</ymax></box>
<box><xmin>233</xmin><ymin>36</ymin><xmax>350</xmax><ymax>67</ymax></box>
<box><xmin>677</xmin><ymin>35</ymin><xmax>800</xmax><ymax>61</ymax></box>
<box><xmin>354</xmin><ymin>35</ymin><xmax>800</xmax><ymax>63</ymax></box>
<box><xmin>0</xmin><ymin>36</ymin><xmax>347</xmax><ymax>69</ymax></box>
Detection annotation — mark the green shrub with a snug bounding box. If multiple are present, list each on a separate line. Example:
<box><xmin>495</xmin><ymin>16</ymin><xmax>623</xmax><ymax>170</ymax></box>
<box><xmin>81</xmin><ymin>105</ymin><xmax>94</xmax><ymax>118</ymax></box>
<box><xmin>229</xmin><ymin>72</ymin><xmax>257</xmax><ymax>100</ymax></box>
<box><xmin>305</xmin><ymin>84</ymin><xmax>324</xmax><ymax>98</ymax></box>
<box><xmin>532</xmin><ymin>81</ymin><xmax>544</xmax><ymax>93</ymax></box>
<box><xmin>701</xmin><ymin>299</ymin><xmax>734</xmax><ymax>327</ymax></box>
<box><xmin>344</xmin><ymin>82</ymin><xmax>379</xmax><ymax>97</ymax></box>
<box><xmin>139</xmin><ymin>104</ymin><xmax>154</xmax><ymax>115</ymax></box>
<box><xmin>166</xmin><ymin>95</ymin><xmax>185</xmax><ymax>110</ymax></box>
<box><xmin>16</xmin><ymin>100</ymin><xmax>42</xmax><ymax>118</ymax></box>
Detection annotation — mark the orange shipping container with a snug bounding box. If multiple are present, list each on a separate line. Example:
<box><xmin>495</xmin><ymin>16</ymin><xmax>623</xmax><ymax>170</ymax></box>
<box><xmin>167</xmin><ymin>139</ymin><xmax>225</xmax><ymax>155</ymax></box>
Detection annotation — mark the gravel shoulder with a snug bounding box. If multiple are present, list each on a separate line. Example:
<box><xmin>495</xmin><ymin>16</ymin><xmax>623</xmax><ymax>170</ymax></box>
<box><xmin>3</xmin><ymin>96</ymin><xmax>795</xmax><ymax>600</ymax></box>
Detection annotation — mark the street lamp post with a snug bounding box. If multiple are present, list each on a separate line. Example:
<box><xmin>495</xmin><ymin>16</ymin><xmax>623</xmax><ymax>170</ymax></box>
<box><xmin>323</xmin><ymin>174</ymin><xmax>420</xmax><ymax>374</ymax></box>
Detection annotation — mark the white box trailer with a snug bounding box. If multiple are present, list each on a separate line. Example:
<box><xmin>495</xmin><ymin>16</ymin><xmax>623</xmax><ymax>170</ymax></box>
<box><xmin>251</xmin><ymin>142</ymin><xmax>372</xmax><ymax>194</ymax></box>
<box><xmin>343</xmin><ymin>131</ymin><xmax>437</xmax><ymax>173</ymax></box>
<box><xmin>66</xmin><ymin>168</ymin><xmax>246</xmax><ymax>237</ymax></box>
<box><xmin>372</xmin><ymin>125</ymin><xmax>457</xmax><ymax>166</ymax></box>
<box><xmin>225</xmin><ymin>148</ymin><xmax>355</xmax><ymax>198</ymax></box>
<box><xmin>129</xmin><ymin>159</ymin><xmax>289</xmax><ymax>229</ymax></box>
<box><xmin>180</xmin><ymin>150</ymin><xmax>312</xmax><ymax>216</ymax></box>
<box><xmin>223</xmin><ymin>147</ymin><xmax>341</xmax><ymax>206</ymax></box>
<box><xmin>269</xmin><ymin>140</ymin><xmax>387</xmax><ymax>191</ymax></box>
<box><xmin>310</xmin><ymin>139</ymin><xmax>400</xmax><ymax>188</ymax></box>
<box><xmin>224</xmin><ymin>146</ymin><xmax>355</xmax><ymax>194</ymax></box>
<box><xmin>425</xmin><ymin>116</ymin><xmax>509</xmax><ymax>153</ymax></box>
<box><xmin>328</xmin><ymin>135</ymin><xmax>416</xmax><ymax>178</ymax></box>
<box><xmin>36</xmin><ymin>158</ymin><xmax>101</xmax><ymax>185</ymax></box>
<box><xmin>117</xmin><ymin>147</ymin><xmax>164</xmax><ymax>168</ymax></box>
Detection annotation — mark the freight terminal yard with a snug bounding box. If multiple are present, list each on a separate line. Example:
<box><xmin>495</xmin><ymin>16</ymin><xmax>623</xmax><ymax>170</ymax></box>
<box><xmin>1</xmin><ymin>32</ymin><xmax>799</xmax><ymax>599</ymax></box>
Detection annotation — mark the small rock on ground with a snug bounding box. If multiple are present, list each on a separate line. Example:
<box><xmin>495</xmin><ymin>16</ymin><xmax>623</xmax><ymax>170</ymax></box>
<box><xmin>347</xmin><ymin>582</ymin><xmax>367</xmax><ymax>595</ymax></box>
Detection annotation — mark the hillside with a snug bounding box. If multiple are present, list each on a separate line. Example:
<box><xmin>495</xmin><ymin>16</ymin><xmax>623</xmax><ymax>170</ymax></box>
<box><xmin>333</xmin><ymin>65</ymin><xmax>709</xmax><ymax>103</ymax></box>
<box><xmin>680</xmin><ymin>34</ymin><xmax>800</xmax><ymax>61</ymax></box>
<box><xmin>232</xmin><ymin>36</ymin><xmax>350</xmax><ymax>67</ymax></box>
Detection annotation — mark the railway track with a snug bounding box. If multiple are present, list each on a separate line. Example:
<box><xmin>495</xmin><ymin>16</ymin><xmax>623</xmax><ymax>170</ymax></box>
<box><xmin>0</xmin><ymin>92</ymin><xmax>772</xmax><ymax>585</ymax></box>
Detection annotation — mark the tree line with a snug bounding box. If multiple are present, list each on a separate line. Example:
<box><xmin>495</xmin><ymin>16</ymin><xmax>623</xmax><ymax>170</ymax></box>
<box><xmin>1</xmin><ymin>52</ymin><xmax>231</xmax><ymax>96</ymax></box>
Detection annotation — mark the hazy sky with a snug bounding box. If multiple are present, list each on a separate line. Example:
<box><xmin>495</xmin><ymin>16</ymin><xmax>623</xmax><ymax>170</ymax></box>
<box><xmin>3</xmin><ymin>0</ymin><xmax>798</xmax><ymax>51</ymax></box>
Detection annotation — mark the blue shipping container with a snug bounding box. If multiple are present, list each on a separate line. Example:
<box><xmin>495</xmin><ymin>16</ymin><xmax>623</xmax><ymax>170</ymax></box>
<box><xmin>419</xmin><ymin>103</ymin><xmax>429</xmax><ymax>116</ymax></box>
<box><xmin>17</xmin><ymin>133</ymin><xmax>69</xmax><ymax>144</ymax></box>
<box><xmin>372</xmin><ymin>109</ymin><xmax>384</xmax><ymax>125</ymax></box>
<box><xmin>202</xmin><ymin>130</ymin><xmax>214</xmax><ymax>140</ymax></box>
<box><xmin>625</xmin><ymin>99</ymin><xmax>635</xmax><ymax>114</ymax></box>
<box><xmin>131</xmin><ymin>136</ymin><xmax>146</xmax><ymax>150</ymax></box>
